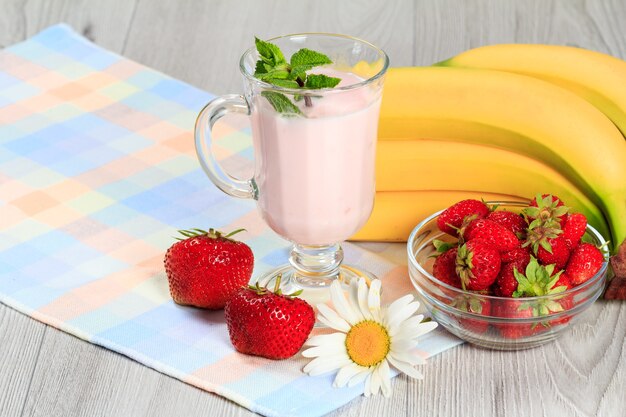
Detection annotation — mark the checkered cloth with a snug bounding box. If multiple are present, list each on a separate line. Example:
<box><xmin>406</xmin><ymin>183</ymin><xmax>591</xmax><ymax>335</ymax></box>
<box><xmin>0</xmin><ymin>25</ymin><xmax>462</xmax><ymax>417</ymax></box>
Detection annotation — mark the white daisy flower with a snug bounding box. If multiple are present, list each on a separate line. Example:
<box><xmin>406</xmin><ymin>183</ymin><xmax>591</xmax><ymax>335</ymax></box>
<box><xmin>302</xmin><ymin>278</ymin><xmax>438</xmax><ymax>397</ymax></box>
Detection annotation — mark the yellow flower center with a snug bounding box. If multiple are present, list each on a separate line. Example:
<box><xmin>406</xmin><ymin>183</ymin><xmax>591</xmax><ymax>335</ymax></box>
<box><xmin>345</xmin><ymin>320</ymin><xmax>390</xmax><ymax>367</ymax></box>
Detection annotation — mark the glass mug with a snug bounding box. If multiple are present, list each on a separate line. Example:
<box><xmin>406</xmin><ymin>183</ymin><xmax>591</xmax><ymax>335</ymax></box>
<box><xmin>195</xmin><ymin>33</ymin><xmax>388</xmax><ymax>303</ymax></box>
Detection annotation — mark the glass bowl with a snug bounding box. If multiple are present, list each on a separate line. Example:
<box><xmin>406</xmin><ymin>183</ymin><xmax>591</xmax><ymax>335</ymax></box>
<box><xmin>407</xmin><ymin>201</ymin><xmax>609</xmax><ymax>350</ymax></box>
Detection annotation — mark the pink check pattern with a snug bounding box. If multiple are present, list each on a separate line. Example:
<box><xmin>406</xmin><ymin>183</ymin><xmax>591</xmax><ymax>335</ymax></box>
<box><xmin>0</xmin><ymin>25</ymin><xmax>461</xmax><ymax>417</ymax></box>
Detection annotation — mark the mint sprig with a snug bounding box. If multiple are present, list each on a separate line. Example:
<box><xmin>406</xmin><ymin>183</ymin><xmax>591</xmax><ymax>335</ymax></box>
<box><xmin>253</xmin><ymin>37</ymin><xmax>341</xmax><ymax>114</ymax></box>
<box><xmin>261</xmin><ymin>91</ymin><xmax>302</xmax><ymax>116</ymax></box>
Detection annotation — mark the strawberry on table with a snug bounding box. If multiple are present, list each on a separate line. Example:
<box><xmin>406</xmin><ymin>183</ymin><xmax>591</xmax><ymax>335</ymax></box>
<box><xmin>463</xmin><ymin>218</ymin><xmax>520</xmax><ymax>252</ymax></box>
<box><xmin>566</xmin><ymin>243</ymin><xmax>605</xmax><ymax>286</ymax></box>
<box><xmin>225</xmin><ymin>276</ymin><xmax>315</xmax><ymax>360</ymax></box>
<box><xmin>456</xmin><ymin>239</ymin><xmax>501</xmax><ymax>291</ymax></box>
<box><xmin>164</xmin><ymin>228</ymin><xmax>254</xmax><ymax>309</ymax></box>
<box><xmin>437</xmin><ymin>199</ymin><xmax>490</xmax><ymax>237</ymax></box>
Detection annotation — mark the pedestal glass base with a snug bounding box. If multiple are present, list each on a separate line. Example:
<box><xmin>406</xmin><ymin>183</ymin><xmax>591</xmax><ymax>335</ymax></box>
<box><xmin>256</xmin><ymin>264</ymin><xmax>378</xmax><ymax>316</ymax></box>
<box><xmin>255</xmin><ymin>243</ymin><xmax>377</xmax><ymax>327</ymax></box>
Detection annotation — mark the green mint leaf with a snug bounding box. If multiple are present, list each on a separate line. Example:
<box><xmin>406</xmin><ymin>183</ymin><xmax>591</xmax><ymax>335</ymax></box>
<box><xmin>290</xmin><ymin>48</ymin><xmax>332</xmax><ymax>68</ymax></box>
<box><xmin>305</xmin><ymin>74</ymin><xmax>341</xmax><ymax>89</ymax></box>
<box><xmin>261</xmin><ymin>91</ymin><xmax>302</xmax><ymax>116</ymax></box>
<box><xmin>258</xmin><ymin>68</ymin><xmax>291</xmax><ymax>81</ymax></box>
<box><xmin>254</xmin><ymin>60</ymin><xmax>268</xmax><ymax>76</ymax></box>
<box><xmin>255</xmin><ymin>37</ymin><xmax>286</xmax><ymax>66</ymax></box>
<box><xmin>266</xmin><ymin>79</ymin><xmax>300</xmax><ymax>89</ymax></box>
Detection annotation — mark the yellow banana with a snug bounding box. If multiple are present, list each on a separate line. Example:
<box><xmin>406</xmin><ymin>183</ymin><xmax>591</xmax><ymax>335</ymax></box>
<box><xmin>378</xmin><ymin>67</ymin><xmax>626</xmax><ymax>249</ymax></box>
<box><xmin>436</xmin><ymin>44</ymin><xmax>626</xmax><ymax>137</ymax></box>
<box><xmin>351</xmin><ymin>191</ymin><xmax>529</xmax><ymax>242</ymax></box>
<box><xmin>375</xmin><ymin>140</ymin><xmax>609</xmax><ymax>239</ymax></box>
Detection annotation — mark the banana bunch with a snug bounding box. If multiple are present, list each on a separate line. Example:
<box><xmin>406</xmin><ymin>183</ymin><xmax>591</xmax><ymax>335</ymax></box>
<box><xmin>353</xmin><ymin>58</ymin><xmax>626</xmax><ymax>252</ymax></box>
<box><xmin>437</xmin><ymin>44</ymin><xmax>626</xmax><ymax>136</ymax></box>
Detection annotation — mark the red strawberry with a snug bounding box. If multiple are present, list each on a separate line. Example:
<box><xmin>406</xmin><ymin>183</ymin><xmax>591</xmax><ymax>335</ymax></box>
<box><xmin>463</xmin><ymin>218</ymin><xmax>520</xmax><ymax>252</ymax></box>
<box><xmin>513</xmin><ymin>257</ymin><xmax>572</xmax><ymax>331</ymax></box>
<box><xmin>562</xmin><ymin>213</ymin><xmax>587</xmax><ymax>249</ymax></box>
<box><xmin>224</xmin><ymin>277</ymin><xmax>315</xmax><ymax>359</ymax></box>
<box><xmin>552</xmin><ymin>270</ymin><xmax>572</xmax><ymax>291</ymax></box>
<box><xmin>536</xmin><ymin>235</ymin><xmax>570</xmax><ymax>270</ymax></box>
<box><xmin>550</xmin><ymin>272</ymin><xmax>573</xmax><ymax>326</ymax></box>
<box><xmin>456</xmin><ymin>239</ymin><xmax>501</xmax><ymax>291</ymax></box>
<box><xmin>452</xmin><ymin>295</ymin><xmax>491</xmax><ymax>334</ymax></box>
<box><xmin>493</xmin><ymin>258</ymin><xmax>530</xmax><ymax>297</ymax></box>
<box><xmin>566</xmin><ymin>243</ymin><xmax>605</xmax><ymax>286</ymax></box>
<box><xmin>501</xmin><ymin>246</ymin><xmax>531</xmax><ymax>264</ymax></box>
<box><xmin>433</xmin><ymin>247</ymin><xmax>461</xmax><ymax>288</ymax></box>
<box><xmin>164</xmin><ymin>228</ymin><xmax>254</xmax><ymax>309</ymax></box>
<box><xmin>527</xmin><ymin>194</ymin><xmax>569</xmax><ymax>227</ymax></box>
<box><xmin>493</xmin><ymin>299</ymin><xmax>535</xmax><ymax>339</ymax></box>
<box><xmin>512</xmin><ymin>256</ymin><xmax>569</xmax><ymax>298</ymax></box>
<box><xmin>437</xmin><ymin>199</ymin><xmax>490</xmax><ymax>237</ymax></box>
<box><xmin>487</xmin><ymin>210</ymin><xmax>527</xmax><ymax>239</ymax></box>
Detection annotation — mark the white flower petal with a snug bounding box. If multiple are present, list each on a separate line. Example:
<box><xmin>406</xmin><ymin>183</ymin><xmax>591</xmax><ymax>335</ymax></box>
<box><xmin>386</xmin><ymin>301</ymin><xmax>420</xmax><ymax>332</ymax></box>
<box><xmin>389</xmin><ymin>314</ymin><xmax>424</xmax><ymax>338</ymax></box>
<box><xmin>385</xmin><ymin>294</ymin><xmax>414</xmax><ymax>323</ymax></box>
<box><xmin>348</xmin><ymin>279</ymin><xmax>365</xmax><ymax>322</ymax></box>
<box><xmin>364</xmin><ymin>373</ymin><xmax>373</xmax><ymax>397</ymax></box>
<box><xmin>390</xmin><ymin>338</ymin><xmax>417</xmax><ymax>355</ymax></box>
<box><xmin>387</xmin><ymin>355</ymin><xmax>424</xmax><ymax>380</ymax></box>
<box><xmin>412</xmin><ymin>320</ymin><xmax>439</xmax><ymax>338</ymax></box>
<box><xmin>347</xmin><ymin>368</ymin><xmax>371</xmax><ymax>387</ymax></box>
<box><xmin>305</xmin><ymin>332</ymin><xmax>346</xmax><ymax>347</ymax></box>
<box><xmin>369</xmin><ymin>365</ymin><xmax>381</xmax><ymax>396</ymax></box>
<box><xmin>389</xmin><ymin>349</ymin><xmax>426</xmax><ymax>366</ymax></box>
<box><xmin>392</xmin><ymin>321</ymin><xmax>438</xmax><ymax>344</ymax></box>
<box><xmin>303</xmin><ymin>354</ymin><xmax>351</xmax><ymax>376</ymax></box>
<box><xmin>367</xmin><ymin>279</ymin><xmax>382</xmax><ymax>321</ymax></box>
<box><xmin>333</xmin><ymin>363</ymin><xmax>364</xmax><ymax>388</ymax></box>
<box><xmin>330</xmin><ymin>280</ymin><xmax>360</xmax><ymax>325</ymax></box>
<box><xmin>316</xmin><ymin>303</ymin><xmax>351</xmax><ymax>332</ymax></box>
<box><xmin>357</xmin><ymin>278</ymin><xmax>373</xmax><ymax>320</ymax></box>
<box><xmin>379</xmin><ymin>360</ymin><xmax>392</xmax><ymax>397</ymax></box>
<box><xmin>301</xmin><ymin>342</ymin><xmax>346</xmax><ymax>358</ymax></box>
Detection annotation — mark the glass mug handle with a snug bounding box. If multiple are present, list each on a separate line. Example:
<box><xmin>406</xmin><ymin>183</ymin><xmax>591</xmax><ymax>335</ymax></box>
<box><xmin>194</xmin><ymin>94</ymin><xmax>256</xmax><ymax>199</ymax></box>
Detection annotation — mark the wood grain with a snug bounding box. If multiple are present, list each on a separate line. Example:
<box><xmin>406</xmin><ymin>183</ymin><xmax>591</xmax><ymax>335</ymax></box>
<box><xmin>1</xmin><ymin>0</ymin><xmax>626</xmax><ymax>416</ymax></box>
<box><xmin>0</xmin><ymin>0</ymin><xmax>138</xmax><ymax>51</ymax></box>
<box><xmin>123</xmin><ymin>0</ymin><xmax>414</xmax><ymax>94</ymax></box>
<box><xmin>0</xmin><ymin>307</ymin><xmax>46</xmax><ymax>417</ymax></box>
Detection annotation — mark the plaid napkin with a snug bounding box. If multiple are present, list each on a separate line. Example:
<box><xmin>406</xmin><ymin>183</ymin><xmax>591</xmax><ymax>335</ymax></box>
<box><xmin>0</xmin><ymin>24</ymin><xmax>462</xmax><ymax>417</ymax></box>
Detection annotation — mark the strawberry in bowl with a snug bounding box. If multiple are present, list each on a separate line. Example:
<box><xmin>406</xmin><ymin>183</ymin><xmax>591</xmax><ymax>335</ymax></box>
<box><xmin>408</xmin><ymin>196</ymin><xmax>609</xmax><ymax>350</ymax></box>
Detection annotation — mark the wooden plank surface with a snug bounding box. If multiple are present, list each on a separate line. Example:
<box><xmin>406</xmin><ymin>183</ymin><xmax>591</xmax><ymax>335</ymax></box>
<box><xmin>1</xmin><ymin>1</ymin><xmax>625</xmax><ymax>416</ymax></box>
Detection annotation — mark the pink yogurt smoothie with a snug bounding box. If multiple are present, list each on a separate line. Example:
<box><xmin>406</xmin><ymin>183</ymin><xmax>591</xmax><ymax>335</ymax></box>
<box><xmin>251</xmin><ymin>69</ymin><xmax>382</xmax><ymax>245</ymax></box>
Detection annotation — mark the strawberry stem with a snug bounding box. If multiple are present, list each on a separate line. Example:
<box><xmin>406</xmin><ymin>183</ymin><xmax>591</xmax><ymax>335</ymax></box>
<box><xmin>274</xmin><ymin>274</ymin><xmax>283</xmax><ymax>294</ymax></box>
<box><xmin>174</xmin><ymin>227</ymin><xmax>247</xmax><ymax>242</ymax></box>
<box><xmin>225</xmin><ymin>228</ymin><xmax>247</xmax><ymax>238</ymax></box>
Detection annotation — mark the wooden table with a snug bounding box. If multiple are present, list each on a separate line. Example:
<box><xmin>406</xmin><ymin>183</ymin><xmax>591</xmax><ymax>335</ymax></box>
<box><xmin>1</xmin><ymin>1</ymin><xmax>625</xmax><ymax>416</ymax></box>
